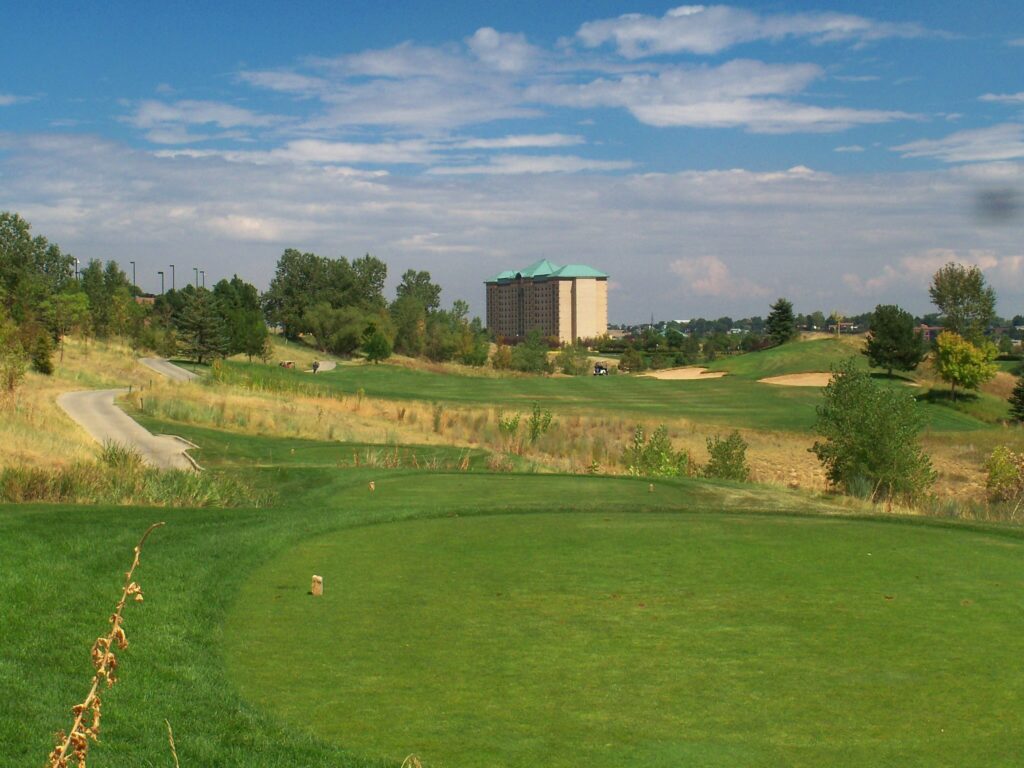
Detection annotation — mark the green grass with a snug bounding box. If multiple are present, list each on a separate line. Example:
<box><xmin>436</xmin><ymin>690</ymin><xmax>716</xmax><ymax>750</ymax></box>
<box><xmin>5</xmin><ymin>439</ymin><xmax>1024</xmax><ymax>767</ymax></box>
<box><xmin>2</xmin><ymin>470</ymin><xmax>840</xmax><ymax>767</ymax></box>
<box><xmin>216</xmin><ymin>337</ymin><xmax>990</xmax><ymax>433</ymax></box>
<box><xmin>226</xmin><ymin>511</ymin><xmax>1024</xmax><ymax>768</ymax></box>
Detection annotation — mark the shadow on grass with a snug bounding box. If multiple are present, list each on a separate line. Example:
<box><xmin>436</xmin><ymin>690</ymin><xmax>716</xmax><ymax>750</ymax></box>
<box><xmin>869</xmin><ymin>372</ymin><xmax>919</xmax><ymax>385</ymax></box>
<box><xmin>915</xmin><ymin>388</ymin><xmax>978</xmax><ymax>405</ymax></box>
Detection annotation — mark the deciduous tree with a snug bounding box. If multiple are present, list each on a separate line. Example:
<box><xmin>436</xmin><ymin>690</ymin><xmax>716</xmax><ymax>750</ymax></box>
<box><xmin>929</xmin><ymin>262</ymin><xmax>996</xmax><ymax>343</ymax></box>
<box><xmin>933</xmin><ymin>331</ymin><xmax>997</xmax><ymax>401</ymax></box>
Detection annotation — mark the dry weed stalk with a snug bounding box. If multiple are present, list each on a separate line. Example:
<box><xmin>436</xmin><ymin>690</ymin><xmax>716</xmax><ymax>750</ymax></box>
<box><xmin>400</xmin><ymin>756</ymin><xmax>423</xmax><ymax>768</ymax></box>
<box><xmin>46</xmin><ymin>521</ymin><xmax>165</xmax><ymax>768</ymax></box>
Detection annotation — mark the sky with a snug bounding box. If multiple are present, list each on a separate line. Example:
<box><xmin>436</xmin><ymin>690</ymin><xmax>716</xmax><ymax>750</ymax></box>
<box><xmin>1</xmin><ymin>1</ymin><xmax>1023</xmax><ymax>323</ymax></box>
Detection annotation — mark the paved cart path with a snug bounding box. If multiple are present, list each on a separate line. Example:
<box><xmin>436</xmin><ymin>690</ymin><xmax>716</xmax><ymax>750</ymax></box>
<box><xmin>57</xmin><ymin>389</ymin><xmax>196</xmax><ymax>470</ymax></box>
<box><xmin>140</xmin><ymin>357</ymin><xmax>198</xmax><ymax>381</ymax></box>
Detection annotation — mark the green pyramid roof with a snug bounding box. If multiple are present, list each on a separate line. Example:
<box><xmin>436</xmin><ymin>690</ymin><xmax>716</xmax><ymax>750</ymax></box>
<box><xmin>486</xmin><ymin>259</ymin><xmax>607</xmax><ymax>283</ymax></box>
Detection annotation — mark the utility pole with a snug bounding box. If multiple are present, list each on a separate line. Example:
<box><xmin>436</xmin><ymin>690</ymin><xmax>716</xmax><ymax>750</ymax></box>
<box><xmin>130</xmin><ymin>261</ymin><xmax>136</xmax><ymax>289</ymax></box>
<box><xmin>158</xmin><ymin>271</ymin><xmax>164</xmax><ymax>294</ymax></box>
<box><xmin>170</xmin><ymin>264</ymin><xmax>175</xmax><ymax>290</ymax></box>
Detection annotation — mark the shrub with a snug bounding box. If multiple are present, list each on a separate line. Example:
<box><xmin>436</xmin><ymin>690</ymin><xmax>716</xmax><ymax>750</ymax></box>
<box><xmin>556</xmin><ymin>344</ymin><xmax>590</xmax><ymax>375</ymax></box>
<box><xmin>812</xmin><ymin>359</ymin><xmax>934</xmax><ymax>501</ymax></box>
<box><xmin>623</xmin><ymin>424</ymin><xmax>690</xmax><ymax>477</ymax></box>
<box><xmin>527</xmin><ymin>401</ymin><xmax>553</xmax><ymax>443</ymax></box>
<box><xmin>704</xmin><ymin>431</ymin><xmax>750</xmax><ymax>482</ymax></box>
<box><xmin>490</xmin><ymin>343</ymin><xmax>512</xmax><ymax>370</ymax></box>
<box><xmin>985</xmin><ymin>446</ymin><xmax>1024</xmax><ymax>503</ymax></box>
<box><xmin>30</xmin><ymin>332</ymin><xmax>54</xmax><ymax>375</ymax></box>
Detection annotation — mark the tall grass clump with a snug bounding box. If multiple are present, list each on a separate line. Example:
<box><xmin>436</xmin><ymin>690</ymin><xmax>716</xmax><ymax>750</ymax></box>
<box><xmin>0</xmin><ymin>443</ymin><xmax>264</xmax><ymax>507</ymax></box>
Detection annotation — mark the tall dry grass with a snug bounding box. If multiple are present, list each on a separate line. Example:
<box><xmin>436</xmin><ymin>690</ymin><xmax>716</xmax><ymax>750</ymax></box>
<box><xmin>0</xmin><ymin>336</ymin><xmax>155</xmax><ymax>470</ymax></box>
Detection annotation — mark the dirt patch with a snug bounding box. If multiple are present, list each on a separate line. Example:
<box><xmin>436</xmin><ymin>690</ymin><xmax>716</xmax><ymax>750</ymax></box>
<box><xmin>644</xmin><ymin>367</ymin><xmax>727</xmax><ymax>381</ymax></box>
<box><xmin>759</xmin><ymin>372</ymin><xmax>833</xmax><ymax>387</ymax></box>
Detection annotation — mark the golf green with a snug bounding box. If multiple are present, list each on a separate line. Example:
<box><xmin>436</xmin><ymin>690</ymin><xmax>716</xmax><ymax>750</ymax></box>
<box><xmin>224</xmin><ymin>512</ymin><xmax>1024</xmax><ymax>767</ymax></box>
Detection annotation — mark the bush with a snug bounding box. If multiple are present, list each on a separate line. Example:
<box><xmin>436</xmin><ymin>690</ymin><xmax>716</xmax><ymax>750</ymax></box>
<box><xmin>527</xmin><ymin>401</ymin><xmax>553</xmax><ymax>443</ymax></box>
<box><xmin>704</xmin><ymin>431</ymin><xmax>750</xmax><ymax>482</ymax></box>
<box><xmin>985</xmin><ymin>446</ymin><xmax>1024</xmax><ymax>503</ymax></box>
<box><xmin>30</xmin><ymin>332</ymin><xmax>54</xmax><ymax>375</ymax></box>
<box><xmin>556</xmin><ymin>344</ymin><xmax>590</xmax><ymax>375</ymax></box>
<box><xmin>623</xmin><ymin>424</ymin><xmax>690</xmax><ymax>477</ymax></box>
<box><xmin>811</xmin><ymin>359</ymin><xmax>934</xmax><ymax>501</ymax></box>
<box><xmin>491</xmin><ymin>343</ymin><xmax>512</xmax><ymax>370</ymax></box>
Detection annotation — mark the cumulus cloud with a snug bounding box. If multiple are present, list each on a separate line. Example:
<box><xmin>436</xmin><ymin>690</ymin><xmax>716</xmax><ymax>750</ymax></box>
<box><xmin>843</xmin><ymin>249</ymin><xmax>1024</xmax><ymax>296</ymax></box>
<box><xmin>576</xmin><ymin>4</ymin><xmax>930</xmax><ymax>58</ymax></box>
<box><xmin>894</xmin><ymin>124</ymin><xmax>1024</xmax><ymax>163</ymax></box>
<box><xmin>3</xmin><ymin>132</ymin><xmax>1023</xmax><ymax>319</ymax></box>
<box><xmin>467</xmin><ymin>28</ymin><xmax>542</xmax><ymax>73</ymax></box>
<box><xmin>670</xmin><ymin>255</ymin><xmax>769</xmax><ymax>298</ymax></box>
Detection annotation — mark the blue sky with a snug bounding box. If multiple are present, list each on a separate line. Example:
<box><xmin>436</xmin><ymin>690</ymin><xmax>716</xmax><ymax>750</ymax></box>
<box><xmin>2</xmin><ymin>1</ymin><xmax>1023</xmax><ymax>321</ymax></box>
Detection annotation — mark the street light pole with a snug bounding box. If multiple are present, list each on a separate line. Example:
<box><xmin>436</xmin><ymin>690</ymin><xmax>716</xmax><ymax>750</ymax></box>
<box><xmin>170</xmin><ymin>264</ymin><xmax>175</xmax><ymax>290</ymax></box>
<box><xmin>158</xmin><ymin>271</ymin><xmax>164</xmax><ymax>294</ymax></box>
<box><xmin>75</xmin><ymin>258</ymin><xmax>80</xmax><ymax>280</ymax></box>
<box><xmin>200</xmin><ymin>270</ymin><xmax>205</xmax><ymax>288</ymax></box>
<box><xmin>130</xmin><ymin>261</ymin><xmax>136</xmax><ymax>289</ymax></box>
<box><xmin>193</xmin><ymin>267</ymin><xmax>199</xmax><ymax>288</ymax></box>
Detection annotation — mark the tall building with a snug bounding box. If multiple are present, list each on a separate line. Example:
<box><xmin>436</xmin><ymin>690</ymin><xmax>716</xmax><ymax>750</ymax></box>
<box><xmin>485</xmin><ymin>259</ymin><xmax>608</xmax><ymax>344</ymax></box>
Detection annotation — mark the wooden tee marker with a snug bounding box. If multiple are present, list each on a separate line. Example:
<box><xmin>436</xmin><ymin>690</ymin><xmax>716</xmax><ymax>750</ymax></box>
<box><xmin>311</xmin><ymin>575</ymin><xmax>323</xmax><ymax>596</ymax></box>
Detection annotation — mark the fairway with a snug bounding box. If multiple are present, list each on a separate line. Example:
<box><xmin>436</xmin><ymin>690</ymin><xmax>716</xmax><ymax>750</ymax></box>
<box><xmin>225</xmin><ymin>511</ymin><xmax>1024</xmax><ymax>767</ymax></box>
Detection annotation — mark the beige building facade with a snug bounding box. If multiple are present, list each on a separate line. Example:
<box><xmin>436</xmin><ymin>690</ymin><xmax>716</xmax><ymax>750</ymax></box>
<box><xmin>485</xmin><ymin>259</ymin><xmax>608</xmax><ymax>344</ymax></box>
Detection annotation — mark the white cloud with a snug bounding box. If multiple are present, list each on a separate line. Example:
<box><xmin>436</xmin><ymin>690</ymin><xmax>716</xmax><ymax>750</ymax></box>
<box><xmin>576</xmin><ymin>4</ymin><xmax>929</xmax><ymax>58</ymax></box>
<box><xmin>894</xmin><ymin>124</ymin><xmax>1024</xmax><ymax>163</ymax></box>
<box><xmin>1009</xmin><ymin>38</ymin><xmax>1024</xmax><ymax>47</ymax></box>
<box><xmin>0</xmin><ymin>93</ymin><xmax>37</xmax><ymax>107</ymax></box>
<box><xmin>124</xmin><ymin>99</ymin><xmax>281</xmax><ymax>144</ymax></box>
<box><xmin>466</xmin><ymin>28</ymin><xmax>542</xmax><ymax>73</ymax></box>
<box><xmin>453</xmin><ymin>133</ymin><xmax>584</xmax><ymax>150</ymax></box>
<box><xmin>980</xmin><ymin>92</ymin><xmax>1024</xmax><ymax>104</ymax></box>
<box><xmin>428</xmin><ymin>154</ymin><xmax>633</xmax><ymax>175</ymax></box>
<box><xmin>843</xmin><ymin>249</ymin><xmax>1024</xmax><ymax>296</ymax></box>
<box><xmin>531</xmin><ymin>60</ymin><xmax>912</xmax><ymax>132</ymax></box>
<box><xmin>834</xmin><ymin>145</ymin><xmax>864</xmax><ymax>153</ymax></box>
<box><xmin>670</xmin><ymin>255</ymin><xmax>769</xmax><ymax>299</ymax></box>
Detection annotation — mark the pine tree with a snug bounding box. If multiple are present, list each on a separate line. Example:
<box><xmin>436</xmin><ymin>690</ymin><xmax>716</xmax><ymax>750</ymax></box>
<box><xmin>766</xmin><ymin>298</ymin><xmax>797</xmax><ymax>346</ymax></box>
<box><xmin>177</xmin><ymin>290</ymin><xmax>230</xmax><ymax>365</ymax></box>
<box><xmin>863</xmin><ymin>304</ymin><xmax>927</xmax><ymax>377</ymax></box>
<box><xmin>1009</xmin><ymin>374</ymin><xmax>1024</xmax><ymax>422</ymax></box>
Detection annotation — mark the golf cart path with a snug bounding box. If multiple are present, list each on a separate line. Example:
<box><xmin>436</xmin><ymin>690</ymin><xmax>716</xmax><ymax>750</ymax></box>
<box><xmin>140</xmin><ymin>357</ymin><xmax>198</xmax><ymax>381</ymax></box>
<box><xmin>308</xmin><ymin>360</ymin><xmax>337</xmax><ymax>373</ymax></box>
<box><xmin>57</xmin><ymin>389</ymin><xmax>196</xmax><ymax>471</ymax></box>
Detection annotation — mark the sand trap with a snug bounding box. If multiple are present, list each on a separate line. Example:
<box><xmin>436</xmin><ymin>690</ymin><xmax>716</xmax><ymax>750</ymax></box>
<box><xmin>759</xmin><ymin>372</ymin><xmax>834</xmax><ymax>387</ymax></box>
<box><xmin>644</xmin><ymin>367</ymin><xmax>727</xmax><ymax>380</ymax></box>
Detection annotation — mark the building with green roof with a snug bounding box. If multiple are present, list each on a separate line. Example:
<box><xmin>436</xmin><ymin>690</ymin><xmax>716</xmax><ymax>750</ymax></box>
<box><xmin>485</xmin><ymin>259</ymin><xmax>608</xmax><ymax>343</ymax></box>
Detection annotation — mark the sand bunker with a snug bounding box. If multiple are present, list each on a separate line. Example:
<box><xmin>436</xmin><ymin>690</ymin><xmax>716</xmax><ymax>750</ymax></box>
<box><xmin>759</xmin><ymin>372</ymin><xmax>834</xmax><ymax>387</ymax></box>
<box><xmin>644</xmin><ymin>367</ymin><xmax>727</xmax><ymax>380</ymax></box>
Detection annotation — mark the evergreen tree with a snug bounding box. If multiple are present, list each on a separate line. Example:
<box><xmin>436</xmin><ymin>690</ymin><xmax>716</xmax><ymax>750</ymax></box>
<box><xmin>363</xmin><ymin>329</ymin><xmax>392</xmax><ymax>363</ymax></box>
<box><xmin>766</xmin><ymin>298</ymin><xmax>797</xmax><ymax>346</ymax></box>
<box><xmin>863</xmin><ymin>304</ymin><xmax>927</xmax><ymax>377</ymax></box>
<box><xmin>177</xmin><ymin>289</ymin><xmax>230</xmax><ymax>364</ymax></box>
<box><xmin>1009</xmin><ymin>374</ymin><xmax>1024</xmax><ymax>422</ymax></box>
